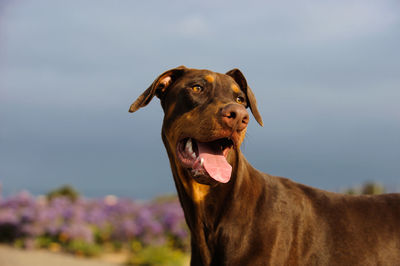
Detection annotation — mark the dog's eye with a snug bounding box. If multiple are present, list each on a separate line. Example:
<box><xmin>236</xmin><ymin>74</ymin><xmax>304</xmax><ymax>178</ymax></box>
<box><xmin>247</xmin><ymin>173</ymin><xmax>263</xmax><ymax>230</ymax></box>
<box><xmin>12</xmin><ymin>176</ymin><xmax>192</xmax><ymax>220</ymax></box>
<box><xmin>191</xmin><ymin>85</ymin><xmax>204</xmax><ymax>93</ymax></box>
<box><xmin>236</xmin><ymin>96</ymin><xmax>245</xmax><ymax>104</ymax></box>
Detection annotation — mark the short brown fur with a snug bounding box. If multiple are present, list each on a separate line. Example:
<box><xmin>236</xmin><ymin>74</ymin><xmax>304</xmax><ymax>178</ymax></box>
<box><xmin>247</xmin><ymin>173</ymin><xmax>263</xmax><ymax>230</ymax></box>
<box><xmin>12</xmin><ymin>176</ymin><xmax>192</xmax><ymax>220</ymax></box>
<box><xmin>129</xmin><ymin>66</ymin><xmax>400</xmax><ymax>265</ymax></box>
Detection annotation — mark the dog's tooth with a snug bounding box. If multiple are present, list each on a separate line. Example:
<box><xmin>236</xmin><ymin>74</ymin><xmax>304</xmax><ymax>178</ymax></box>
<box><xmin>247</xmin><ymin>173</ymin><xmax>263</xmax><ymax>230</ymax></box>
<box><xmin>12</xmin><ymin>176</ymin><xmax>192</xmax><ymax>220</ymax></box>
<box><xmin>188</xmin><ymin>142</ymin><xmax>193</xmax><ymax>154</ymax></box>
<box><xmin>191</xmin><ymin>152</ymin><xmax>196</xmax><ymax>159</ymax></box>
<box><xmin>192</xmin><ymin>156</ymin><xmax>201</xmax><ymax>168</ymax></box>
<box><xmin>185</xmin><ymin>138</ymin><xmax>193</xmax><ymax>153</ymax></box>
<box><xmin>200</xmin><ymin>157</ymin><xmax>204</xmax><ymax>167</ymax></box>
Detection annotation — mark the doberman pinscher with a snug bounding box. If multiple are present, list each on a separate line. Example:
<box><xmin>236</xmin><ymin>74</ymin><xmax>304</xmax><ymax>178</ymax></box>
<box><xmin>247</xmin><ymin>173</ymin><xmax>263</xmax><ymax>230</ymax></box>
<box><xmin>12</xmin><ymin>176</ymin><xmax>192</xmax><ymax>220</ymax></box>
<box><xmin>129</xmin><ymin>66</ymin><xmax>400</xmax><ymax>265</ymax></box>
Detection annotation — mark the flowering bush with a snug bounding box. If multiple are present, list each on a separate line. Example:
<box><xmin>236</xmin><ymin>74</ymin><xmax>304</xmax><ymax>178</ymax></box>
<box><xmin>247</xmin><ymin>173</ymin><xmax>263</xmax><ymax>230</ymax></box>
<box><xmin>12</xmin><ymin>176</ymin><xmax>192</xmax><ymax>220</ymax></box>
<box><xmin>0</xmin><ymin>189</ymin><xmax>189</xmax><ymax>257</ymax></box>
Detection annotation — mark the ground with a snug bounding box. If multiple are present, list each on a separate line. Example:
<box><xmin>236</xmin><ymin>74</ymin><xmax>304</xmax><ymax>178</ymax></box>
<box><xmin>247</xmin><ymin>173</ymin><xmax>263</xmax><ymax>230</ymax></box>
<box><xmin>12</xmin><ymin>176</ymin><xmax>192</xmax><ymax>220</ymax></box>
<box><xmin>0</xmin><ymin>245</ymin><xmax>123</xmax><ymax>266</ymax></box>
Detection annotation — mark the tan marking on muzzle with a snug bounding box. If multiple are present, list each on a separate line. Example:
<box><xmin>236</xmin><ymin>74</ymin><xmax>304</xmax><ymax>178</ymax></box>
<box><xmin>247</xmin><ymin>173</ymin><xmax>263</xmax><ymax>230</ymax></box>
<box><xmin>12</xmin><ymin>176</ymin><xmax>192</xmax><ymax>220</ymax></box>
<box><xmin>238</xmin><ymin>128</ymin><xmax>247</xmax><ymax>146</ymax></box>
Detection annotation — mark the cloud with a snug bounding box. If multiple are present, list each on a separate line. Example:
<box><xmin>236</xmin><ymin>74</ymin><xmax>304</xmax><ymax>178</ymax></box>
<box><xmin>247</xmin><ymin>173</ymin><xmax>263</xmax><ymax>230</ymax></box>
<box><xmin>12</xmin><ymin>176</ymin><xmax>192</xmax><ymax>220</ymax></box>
<box><xmin>296</xmin><ymin>0</ymin><xmax>399</xmax><ymax>41</ymax></box>
<box><xmin>198</xmin><ymin>0</ymin><xmax>400</xmax><ymax>44</ymax></box>
<box><xmin>175</xmin><ymin>15</ymin><xmax>210</xmax><ymax>38</ymax></box>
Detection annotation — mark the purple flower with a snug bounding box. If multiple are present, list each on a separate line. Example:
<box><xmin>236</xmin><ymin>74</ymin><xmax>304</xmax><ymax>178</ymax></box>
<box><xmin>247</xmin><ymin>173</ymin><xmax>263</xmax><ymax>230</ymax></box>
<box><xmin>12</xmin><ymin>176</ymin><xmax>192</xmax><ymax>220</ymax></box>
<box><xmin>60</xmin><ymin>223</ymin><xmax>94</xmax><ymax>243</ymax></box>
<box><xmin>0</xmin><ymin>189</ymin><xmax>189</xmax><ymax>249</ymax></box>
<box><xmin>0</xmin><ymin>209</ymin><xmax>18</xmax><ymax>225</ymax></box>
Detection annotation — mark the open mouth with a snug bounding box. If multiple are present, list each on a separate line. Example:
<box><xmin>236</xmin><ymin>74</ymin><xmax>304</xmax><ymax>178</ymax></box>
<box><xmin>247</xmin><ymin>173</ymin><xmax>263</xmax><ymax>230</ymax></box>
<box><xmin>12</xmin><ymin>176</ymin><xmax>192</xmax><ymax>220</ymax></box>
<box><xmin>177</xmin><ymin>138</ymin><xmax>234</xmax><ymax>183</ymax></box>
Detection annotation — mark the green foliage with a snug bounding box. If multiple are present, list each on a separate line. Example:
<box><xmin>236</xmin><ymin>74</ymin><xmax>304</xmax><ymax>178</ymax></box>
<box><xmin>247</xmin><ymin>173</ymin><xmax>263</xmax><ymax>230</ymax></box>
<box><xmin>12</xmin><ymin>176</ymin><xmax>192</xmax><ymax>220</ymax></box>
<box><xmin>13</xmin><ymin>238</ymin><xmax>24</xmax><ymax>249</ymax></box>
<box><xmin>361</xmin><ymin>182</ymin><xmax>385</xmax><ymax>195</ymax></box>
<box><xmin>152</xmin><ymin>194</ymin><xmax>179</xmax><ymax>204</ymax></box>
<box><xmin>46</xmin><ymin>185</ymin><xmax>80</xmax><ymax>201</ymax></box>
<box><xmin>66</xmin><ymin>240</ymin><xmax>101</xmax><ymax>257</ymax></box>
<box><xmin>35</xmin><ymin>235</ymin><xmax>54</xmax><ymax>248</ymax></box>
<box><xmin>344</xmin><ymin>188</ymin><xmax>357</xmax><ymax>195</ymax></box>
<box><xmin>344</xmin><ymin>182</ymin><xmax>386</xmax><ymax>195</ymax></box>
<box><xmin>127</xmin><ymin>241</ymin><xmax>187</xmax><ymax>266</ymax></box>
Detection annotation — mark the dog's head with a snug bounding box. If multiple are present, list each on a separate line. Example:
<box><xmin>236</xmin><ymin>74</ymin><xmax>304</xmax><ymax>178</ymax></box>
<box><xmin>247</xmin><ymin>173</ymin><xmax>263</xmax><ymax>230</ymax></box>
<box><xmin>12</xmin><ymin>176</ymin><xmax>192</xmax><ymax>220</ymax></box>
<box><xmin>129</xmin><ymin>66</ymin><xmax>262</xmax><ymax>185</ymax></box>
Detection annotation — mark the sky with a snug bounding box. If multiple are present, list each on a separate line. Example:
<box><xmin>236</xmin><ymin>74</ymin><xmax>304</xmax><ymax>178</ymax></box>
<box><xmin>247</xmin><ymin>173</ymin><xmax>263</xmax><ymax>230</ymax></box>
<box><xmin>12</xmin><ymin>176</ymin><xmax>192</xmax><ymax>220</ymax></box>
<box><xmin>0</xmin><ymin>0</ymin><xmax>399</xmax><ymax>199</ymax></box>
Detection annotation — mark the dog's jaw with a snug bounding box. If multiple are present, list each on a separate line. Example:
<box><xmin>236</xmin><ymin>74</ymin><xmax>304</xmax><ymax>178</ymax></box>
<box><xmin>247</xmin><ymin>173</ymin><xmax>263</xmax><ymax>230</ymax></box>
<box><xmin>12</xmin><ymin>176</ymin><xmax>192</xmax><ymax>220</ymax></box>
<box><xmin>176</xmin><ymin>137</ymin><xmax>234</xmax><ymax>184</ymax></box>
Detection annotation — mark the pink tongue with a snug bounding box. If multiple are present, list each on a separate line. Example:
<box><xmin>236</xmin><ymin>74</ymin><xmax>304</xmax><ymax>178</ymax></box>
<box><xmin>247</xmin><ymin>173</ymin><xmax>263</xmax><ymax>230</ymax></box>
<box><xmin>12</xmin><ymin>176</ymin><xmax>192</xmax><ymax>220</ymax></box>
<box><xmin>197</xmin><ymin>142</ymin><xmax>232</xmax><ymax>183</ymax></box>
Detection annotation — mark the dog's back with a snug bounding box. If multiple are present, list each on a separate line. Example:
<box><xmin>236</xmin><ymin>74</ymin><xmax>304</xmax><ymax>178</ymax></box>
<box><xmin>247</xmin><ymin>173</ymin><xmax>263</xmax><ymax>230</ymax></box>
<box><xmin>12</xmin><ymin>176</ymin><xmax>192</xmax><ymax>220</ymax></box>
<box><xmin>273</xmin><ymin>176</ymin><xmax>400</xmax><ymax>265</ymax></box>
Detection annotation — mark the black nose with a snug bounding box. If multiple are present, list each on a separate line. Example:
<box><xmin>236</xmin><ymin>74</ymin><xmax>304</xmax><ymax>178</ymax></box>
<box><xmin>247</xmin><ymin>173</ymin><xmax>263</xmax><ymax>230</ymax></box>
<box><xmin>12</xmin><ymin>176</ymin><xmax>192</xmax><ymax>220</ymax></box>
<box><xmin>220</xmin><ymin>104</ymin><xmax>249</xmax><ymax>131</ymax></box>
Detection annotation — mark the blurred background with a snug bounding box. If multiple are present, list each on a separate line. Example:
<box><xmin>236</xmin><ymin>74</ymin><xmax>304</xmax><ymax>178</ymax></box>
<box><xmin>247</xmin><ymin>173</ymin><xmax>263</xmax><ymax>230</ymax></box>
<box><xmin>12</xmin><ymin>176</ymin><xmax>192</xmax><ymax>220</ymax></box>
<box><xmin>1</xmin><ymin>0</ymin><xmax>400</xmax><ymax>198</ymax></box>
<box><xmin>0</xmin><ymin>0</ymin><xmax>399</xmax><ymax>264</ymax></box>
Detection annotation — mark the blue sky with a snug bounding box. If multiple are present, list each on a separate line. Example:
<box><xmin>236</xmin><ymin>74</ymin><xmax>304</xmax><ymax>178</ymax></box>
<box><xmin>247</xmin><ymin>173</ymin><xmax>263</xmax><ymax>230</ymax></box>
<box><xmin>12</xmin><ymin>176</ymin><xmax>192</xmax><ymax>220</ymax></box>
<box><xmin>1</xmin><ymin>0</ymin><xmax>399</xmax><ymax>198</ymax></box>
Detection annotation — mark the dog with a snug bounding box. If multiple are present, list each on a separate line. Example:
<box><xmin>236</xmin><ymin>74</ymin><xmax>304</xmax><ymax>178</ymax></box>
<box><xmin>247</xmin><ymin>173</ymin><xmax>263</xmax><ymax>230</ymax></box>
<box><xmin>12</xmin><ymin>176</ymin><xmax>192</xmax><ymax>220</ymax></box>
<box><xmin>129</xmin><ymin>66</ymin><xmax>400</xmax><ymax>265</ymax></box>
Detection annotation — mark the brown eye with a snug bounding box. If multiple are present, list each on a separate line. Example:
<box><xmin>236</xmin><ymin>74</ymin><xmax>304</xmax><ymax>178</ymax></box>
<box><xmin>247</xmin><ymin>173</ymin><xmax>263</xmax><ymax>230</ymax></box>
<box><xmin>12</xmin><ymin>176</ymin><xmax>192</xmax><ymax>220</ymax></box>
<box><xmin>236</xmin><ymin>96</ymin><xmax>245</xmax><ymax>104</ymax></box>
<box><xmin>192</xmin><ymin>85</ymin><xmax>203</xmax><ymax>93</ymax></box>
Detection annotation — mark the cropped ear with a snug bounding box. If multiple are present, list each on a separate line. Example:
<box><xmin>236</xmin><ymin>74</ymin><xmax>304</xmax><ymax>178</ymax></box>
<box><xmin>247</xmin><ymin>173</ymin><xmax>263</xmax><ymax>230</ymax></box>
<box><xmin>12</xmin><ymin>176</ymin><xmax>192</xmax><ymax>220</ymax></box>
<box><xmin>226</xmin><ymin>68</ymin><xmax>263</xmax><ymax>126</ymax></box>
<box><xmin>129</xmin><ymin>66</ymin><xmax>187</xmax><ymax>113</ymax></box>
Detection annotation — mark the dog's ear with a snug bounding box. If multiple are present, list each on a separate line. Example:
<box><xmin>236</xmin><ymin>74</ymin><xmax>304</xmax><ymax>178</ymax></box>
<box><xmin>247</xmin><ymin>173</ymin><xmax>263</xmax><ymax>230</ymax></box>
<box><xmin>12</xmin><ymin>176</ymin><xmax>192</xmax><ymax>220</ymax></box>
<box><xmin>226</xmin><ymin>68</ymin><xmax>263</xmax><ymax>126</ymax></box>
<box><xmin>129</xmin><ymin>66</ymin><xmax>187</xmax><ymax>113</ymax></box>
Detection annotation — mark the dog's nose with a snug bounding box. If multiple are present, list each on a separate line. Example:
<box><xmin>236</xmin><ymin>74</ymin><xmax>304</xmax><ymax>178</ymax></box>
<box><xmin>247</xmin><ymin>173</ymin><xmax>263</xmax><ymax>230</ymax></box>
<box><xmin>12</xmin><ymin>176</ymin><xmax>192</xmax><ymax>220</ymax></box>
<box><xmin>221</xmin><ymin>104</ymin><xmax>249</xmax><ymax>131</ymax></box>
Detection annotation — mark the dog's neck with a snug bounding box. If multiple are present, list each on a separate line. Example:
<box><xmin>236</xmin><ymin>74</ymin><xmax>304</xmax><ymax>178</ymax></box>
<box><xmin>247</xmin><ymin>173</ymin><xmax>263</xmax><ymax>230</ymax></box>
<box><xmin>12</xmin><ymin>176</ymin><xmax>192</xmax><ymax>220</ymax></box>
<box><xmin>162</xmin><ymin>133</ymin><xmax>264</xmax><ymax>264</ymax></box>
<box><xmin>165</xmin><ymin>142</ymin><xmax>245</xmax><ymax>223</ymax></box>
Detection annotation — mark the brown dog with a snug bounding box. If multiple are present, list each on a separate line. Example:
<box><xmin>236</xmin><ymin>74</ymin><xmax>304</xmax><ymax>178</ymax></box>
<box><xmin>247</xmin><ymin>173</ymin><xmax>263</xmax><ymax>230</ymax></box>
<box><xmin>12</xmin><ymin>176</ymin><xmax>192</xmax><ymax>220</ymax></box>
<box><xmin>129</xmin><ymin>66</ymin><xmax>400</xmax><ymax>265</ymax></box>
